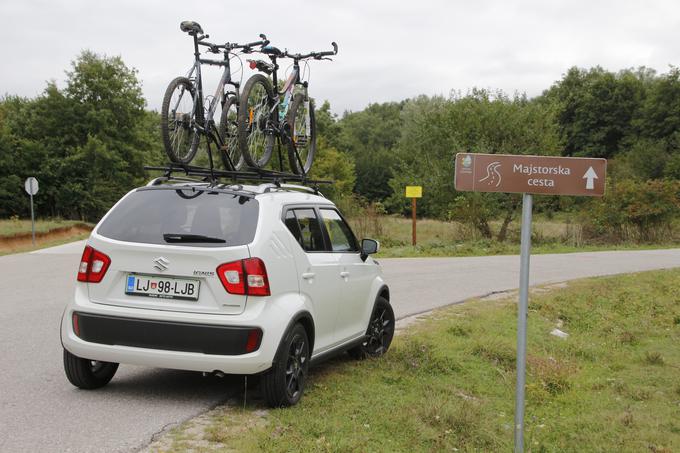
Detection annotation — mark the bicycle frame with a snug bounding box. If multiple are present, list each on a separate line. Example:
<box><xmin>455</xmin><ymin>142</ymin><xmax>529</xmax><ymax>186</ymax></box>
<box><xmin>176</xmin><ymin>38</ymin><xmax>239</xmax><ymax>135</ymax></box>
<box><xmin>167</xmin><ymin>34</ymin><xmax>243</xmax><ymax>170</ymax></box>
<box><xmin>265</xmin><ymin>57</ymin><xmax>307</xmax><ymax>131</ymax></box>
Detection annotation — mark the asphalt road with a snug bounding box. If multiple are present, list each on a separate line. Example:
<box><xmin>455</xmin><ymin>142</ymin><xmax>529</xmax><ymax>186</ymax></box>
<box><xmin>0</xmin><ymin>240</ymin><xmax>678</xmax><ymax>452</ymax></box>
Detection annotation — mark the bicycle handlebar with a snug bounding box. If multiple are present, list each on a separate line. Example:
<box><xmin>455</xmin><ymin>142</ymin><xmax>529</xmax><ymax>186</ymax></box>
<box><xmin>283</xmin><ymin>42</ymin><xmax>338</xmax><ymax>60</ymax></box>
<box><xmin>197</xmin><ymin>34</ymin><xmax>269</xmax><ymax>54</ymax></box>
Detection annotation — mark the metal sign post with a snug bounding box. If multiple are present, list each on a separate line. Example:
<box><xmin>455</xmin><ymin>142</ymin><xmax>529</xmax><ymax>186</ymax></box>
<box><xmin>405</xmin><ymin>186</ymin><xmax>423</xmax><ymax>246</ymax></box>
<box><xmin>24</xmin><ymin>177</ymin><xmax>39</xmax><ymax>246</ymax></box>
<box><xmin>514</xmin><ymin>193</ymin><xmax>532</xmax><ymax>452</ymax></box>
<box><xmin>454</xmin><ymin>153</ymin><xmax>606</xmax><ymax>452</ymax></box>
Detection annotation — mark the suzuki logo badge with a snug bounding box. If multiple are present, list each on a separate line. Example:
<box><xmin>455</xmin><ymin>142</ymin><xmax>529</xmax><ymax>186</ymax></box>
<box><xmin>153</xmin><ymin>256</ymin><xmax>170</xmax><ymax>272</ymax></box>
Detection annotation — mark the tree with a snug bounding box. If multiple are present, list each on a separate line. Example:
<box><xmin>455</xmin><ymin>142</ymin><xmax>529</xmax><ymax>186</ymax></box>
<box><xmin>332</xmin><ymin>102</ymin><xmax>404</xmax><ymax>201</ymax></box>
<box><xmin>0</xmin><ymin>51</ymin><xmax>157</xmax><ymax>221</ymax></box>
<box><xmin>309</xmin><ymin>138</ymin><xmax>356</xmax><ymax>202</ymax></box>
<box><xmin>543</xmin><ymin>67</ymin><xmax>647</xmax><ymax>158</ymax></box>
<box><xmin>637</xmin><ymin>67</ymin><xmax>680</xmax><ymax>141</ymax></box>
<box><xmin>387</xmin><ymin>90</ymin><xmax>560</xmax><ymax>239</ymax></box>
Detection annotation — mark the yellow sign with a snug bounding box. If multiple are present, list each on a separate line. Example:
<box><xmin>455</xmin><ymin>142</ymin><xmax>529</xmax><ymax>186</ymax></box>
<box><xmin>405</xmin><ymin>186</ymin><xmax>422</xmax><ymax>198</ymax></box>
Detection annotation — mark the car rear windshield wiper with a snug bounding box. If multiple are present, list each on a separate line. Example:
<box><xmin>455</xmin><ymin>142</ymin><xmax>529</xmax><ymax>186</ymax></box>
<box><xmin>163</xmin><ymin>233</ymin><xmax>226</xmax><ymax>244</ymax></box>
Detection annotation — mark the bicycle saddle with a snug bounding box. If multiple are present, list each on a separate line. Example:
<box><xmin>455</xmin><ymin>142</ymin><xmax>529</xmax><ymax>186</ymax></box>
<box><xmin>180</xmin><ymin>21</ymin><xmax>204</xmax><ymax>35</ymax></box>
<box><xmin>261</xmin><ymin>46</ymin><xmax>282</xmax><ymax>57</ymax></box>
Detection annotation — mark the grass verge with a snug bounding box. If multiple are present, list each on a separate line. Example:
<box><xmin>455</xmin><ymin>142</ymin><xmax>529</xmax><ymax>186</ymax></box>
<box><xmin>348</xmin><ymin>215</ymin><xmax>680</xmax><ymax>258</ymax></box>
<box><xmin>146</xmin><ymin>269</ymin><xmax>680</xmax><ymax>452</ymax></box>
<box><xmin>0</xmin><ymin>219</ymin><xmax>92</xmax><ymax>255</ymax></box>
<box><xmin>0</xmin><ymin>218</ymin><xmax>87</xmax><ymax>237</ymax></box>
<box><xmin>376</xmin><ymin>240</ymin><xmax>680</xmax><ymax>258</ymax></box>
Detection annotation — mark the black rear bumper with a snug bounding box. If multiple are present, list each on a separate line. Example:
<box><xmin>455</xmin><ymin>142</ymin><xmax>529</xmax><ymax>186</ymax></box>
<box><xmin>73</xmin><ymin>312</ymin><xmax>261</xmax><ymax>355</ymax></box>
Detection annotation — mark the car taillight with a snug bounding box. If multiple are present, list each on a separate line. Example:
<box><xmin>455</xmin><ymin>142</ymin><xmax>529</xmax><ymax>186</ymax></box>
<box><xmin>77</xmin><ymin>245</ymin><xmax>111</xmax><ymax>283</ymax></box>
<box><xmin>217</xmin><ymin>258</ymin><xmax>270</xmax><ymax>296</ymax></box>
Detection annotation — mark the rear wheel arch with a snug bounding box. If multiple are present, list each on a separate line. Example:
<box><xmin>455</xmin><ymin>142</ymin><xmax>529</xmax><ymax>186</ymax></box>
<box><xmin>278</xmin><ymin>311</ymin><xmax>315</xmax><ymax>357</ymax></box>
<box><xmin>378</xmin><ymin>285</ymin><xmax>390</xmax><ymax>302</ymax></box>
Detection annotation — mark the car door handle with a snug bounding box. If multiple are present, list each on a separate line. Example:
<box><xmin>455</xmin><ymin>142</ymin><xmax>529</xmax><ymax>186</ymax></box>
<box><xmin>340</xmin><ymin>271</ymin><xmax>350</xmax><ymax>278</ymax></box>
<box><xmin>302</xmin><ymin>272</ymin><xmax>316</xmax><ymax>280</ymax></box>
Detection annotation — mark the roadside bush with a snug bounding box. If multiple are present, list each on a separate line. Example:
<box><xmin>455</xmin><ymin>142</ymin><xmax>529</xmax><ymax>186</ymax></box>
<box><xmin>583</xmin><ymin>179</ymin><xmax>680</xmax><ymax>242</ymax></box>
<box><xmin>342</xmin><ymin>195</ymin><xmax>386</xmax><ymax>241</ymax></box>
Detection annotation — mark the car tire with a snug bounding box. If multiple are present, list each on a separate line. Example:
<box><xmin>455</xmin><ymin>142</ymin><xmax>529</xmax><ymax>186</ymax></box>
<box><xmin>261</xmin><ymin>323</ymin><xmax>310</xmax><ymax>407</ymax></box>
<box><xmin>348</xmin><ymin>296</ymin><xmax>395</xmax><ymax>360</ymax></box>
<box><xmin>63</xmin><ymin>349</ymin><xmax>119</xmax><ymax>389</ymax></box>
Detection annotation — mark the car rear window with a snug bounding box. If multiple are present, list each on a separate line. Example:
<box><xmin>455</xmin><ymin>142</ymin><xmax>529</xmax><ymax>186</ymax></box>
<box><xmin>96</xmin><ymin>187</ymin><xmax>259</xmax><ymax>247</ymax></box>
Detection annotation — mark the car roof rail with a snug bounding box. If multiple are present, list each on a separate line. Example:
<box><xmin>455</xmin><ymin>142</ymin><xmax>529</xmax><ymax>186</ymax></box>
<box><xmin>258</xmin><ymin>183</ymin><xmax>325</xmax><ymax>197</ymax></box>
<box><xmin>146</xmin><ymin>176</ymin><xmax>206</xmax><ymax>186</ymax></box>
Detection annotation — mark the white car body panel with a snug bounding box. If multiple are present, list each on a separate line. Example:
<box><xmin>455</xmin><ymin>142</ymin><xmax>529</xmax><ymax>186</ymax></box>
<box><xmin>61</xmin><ymin>185</ymin><xmax>388</xmax><ymax>375</ymax></box>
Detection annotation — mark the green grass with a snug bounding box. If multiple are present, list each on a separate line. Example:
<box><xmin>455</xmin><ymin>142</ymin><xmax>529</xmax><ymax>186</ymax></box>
<box><xmin>0</xmin><ymin>218</ymin><xmax>92</xmax><ymax>256</ymax></box>
<box><xmin>0</xmin><ymin>233</ymin><xmax>91</xmax><ymax>256</ymax></box>
<box><xmin>376</xmin><ymin>240</ymin><xmax>680</xmax><ymax>258</ymax></box>
<box><xmin>0</xmin><ymin>218</ymin><xmax>88</xmax><ymax>237</ymax></box>
<box><xmin>151</xmin><ymin>269</ymin><xmax>680</xmax><ymax>452</ymax></box>
<box><xmin>347</xmin><ymin>215</ymin><xmax>680</xmax><ymax>258</ymax></box>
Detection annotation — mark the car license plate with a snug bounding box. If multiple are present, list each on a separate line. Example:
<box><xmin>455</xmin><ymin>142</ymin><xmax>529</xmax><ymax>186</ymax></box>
<box><xmin>125</xmin><ymin>274</ymin><xmax>200</xmax><ymax>301</ymax></box>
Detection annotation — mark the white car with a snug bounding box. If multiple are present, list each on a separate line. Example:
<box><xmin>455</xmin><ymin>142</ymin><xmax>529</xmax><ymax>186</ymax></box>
<box><xmin>60</xmin><ymin>180</ymin><xmax>393</xmax><ymax>407</ymax></box>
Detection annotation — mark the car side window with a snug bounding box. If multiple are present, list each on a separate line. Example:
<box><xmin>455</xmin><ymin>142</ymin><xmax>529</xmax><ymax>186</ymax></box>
<box><xmin>284</xmin><ymin>210</ymin><xmax>303</xmax><ymax>246</ymax></box>
<box><xmin>319</xmin><ymin>209</ymin><xmax>358</xmax><ymax>252</ymax></box>
<box><xmin>285</xmin><ymin>208</ymin><xmax>326</xmax><ymax>252</ymax></box>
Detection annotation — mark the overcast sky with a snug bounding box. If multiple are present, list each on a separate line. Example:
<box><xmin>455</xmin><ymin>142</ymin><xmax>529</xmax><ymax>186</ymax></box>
<box><xmin>1</xmin><ymin>0</ymin><xmax>679</xmax><ymax>114</ymax></box>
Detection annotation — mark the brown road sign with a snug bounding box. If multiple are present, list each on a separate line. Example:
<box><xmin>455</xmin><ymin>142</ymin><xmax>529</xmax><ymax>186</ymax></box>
<box><xmin>454</xmin><ymin>153</ymin><xmax>607</xmax><ymax>196</ymax></box>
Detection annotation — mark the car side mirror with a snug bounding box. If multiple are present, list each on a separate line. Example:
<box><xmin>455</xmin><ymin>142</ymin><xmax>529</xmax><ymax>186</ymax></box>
<box><xmin>360</xmin><ymin>238</ymin><xmax>380</xmax><ymax>262</ymax></box>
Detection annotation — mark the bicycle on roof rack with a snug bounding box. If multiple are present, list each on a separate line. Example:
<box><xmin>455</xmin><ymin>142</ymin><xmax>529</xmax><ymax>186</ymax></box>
<box><xmin>237</xmin><ymin>41</ymin><xmax>338</xmax><ymax>175</ymax></box>
<box><xmin>160</xmin><ymin>20</ymin><xmax>268</xmax><ymax>169</ymax></box>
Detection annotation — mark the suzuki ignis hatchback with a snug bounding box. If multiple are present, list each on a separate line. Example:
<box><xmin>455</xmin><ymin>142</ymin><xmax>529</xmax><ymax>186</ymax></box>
<box><xmin>61</xmin><ymin>181</ymin><xmax>393</xmax><ymax>406</ymax></box>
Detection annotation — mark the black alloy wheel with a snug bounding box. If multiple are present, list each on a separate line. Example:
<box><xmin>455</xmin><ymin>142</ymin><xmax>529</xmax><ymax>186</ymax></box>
<box><xmin>261</xmin><ymin>323</ymin><xmax>310</xmax><ymax>407</ymax></box>
<box><xmin>348</xmin><ymin>296</ymin><xmax>395</xmax><ymax>360</ymax></box>
<box><xmin>284</xmin><ymin>333</ymin><xmax>308</xmax><ymax>401</ymax></box>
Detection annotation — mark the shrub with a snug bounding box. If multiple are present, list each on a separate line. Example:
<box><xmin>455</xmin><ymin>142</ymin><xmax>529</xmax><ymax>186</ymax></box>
<box><xmin>584</xmin><ymin>179</ymin><xmax>680</xmax><ymax>241</ymax></box>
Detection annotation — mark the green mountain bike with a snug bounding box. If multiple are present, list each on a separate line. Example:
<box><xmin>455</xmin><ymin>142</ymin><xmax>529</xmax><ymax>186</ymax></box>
<box><xmin>237</xmin><ymin>42</ymin><xmax>337</xmax><ymax>174</ymax></box>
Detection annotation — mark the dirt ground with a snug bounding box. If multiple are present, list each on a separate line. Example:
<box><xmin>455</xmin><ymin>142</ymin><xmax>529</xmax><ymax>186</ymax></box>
<box><xmin>0</xmin><ymin>225</ymin><xmax>92</xmax><ymax>254</ymax></box>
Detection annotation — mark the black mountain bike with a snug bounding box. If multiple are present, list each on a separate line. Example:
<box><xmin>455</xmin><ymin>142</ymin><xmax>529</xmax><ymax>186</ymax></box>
<box><xmin>160</xmin><ymin>21</ymin><xmax>268</xmax><ymax>169</ymax></box>
<box><xmin>237</xmin><ymin>42</ymin><xmax>338</xmax><ymax>174</ymax></box>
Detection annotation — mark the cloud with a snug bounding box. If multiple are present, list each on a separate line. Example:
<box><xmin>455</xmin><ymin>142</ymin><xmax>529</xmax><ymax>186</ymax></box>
<box><xmin>1</xmin><ymin>0</ymin><xmax>678</xmax><ymax>114</ymax></box>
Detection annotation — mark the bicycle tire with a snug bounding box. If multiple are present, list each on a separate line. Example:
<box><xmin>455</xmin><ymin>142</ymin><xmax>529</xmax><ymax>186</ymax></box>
<box><xmin>161</xmin><ymin>77</ymin><xmax>201</xmax><ymax>164</ymax></box>
<box><xmin>218</xmin><ymin>96</ymin><xmax>243</xmax><ymax>170</ymax></box>
<box><xmin>286</xmin><ymin>94</ymin><xmax>316</xmax><ymax>175</ymax></box>
<box><xmin>237</xmin><ymin>74</ymin><xmax>275</xmax><ymax>169</ymax></box>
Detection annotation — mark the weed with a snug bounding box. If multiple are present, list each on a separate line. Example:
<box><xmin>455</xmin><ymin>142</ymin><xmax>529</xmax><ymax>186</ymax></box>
<box><xmin>472</xmin><ymin>340</ymin><xmax>515</xmax><ymax>370</ymax></box>
<box><xmin>618</xmin><ymin>331</ymin><xmax>638</xmax><ymax>346</ymax></box>
<box><xmin>645</xmin><ymin>351</ymin><xmax>665</xmax><ymax>366</ymax></box>
<box><xmin>528</xmin><ymin>356</ymin><xmax>574</xmax><ymax>396</ymax></box>
<box><xmin>621</xmin><ymin>411</ymin><xmax>634</xmax><ymax>427</ymax></box>
<box><xmin>447</xmin><ymin>324</ymin><xmax>470</xmax><ymax>337</ymax></box>
<box><xmin>392</xmin><ymin>339</ymin><xmax>460</xmax><ymax>374</ymax></box>
<box><xmin>416</xmin><ymin>399</ymin><xmax>499</xmax><ymax>449</ymax></box>
<box><xmin>629</xmin><ymin>387</ymin><xmax>651</xmax><ymax>402</ymax></box>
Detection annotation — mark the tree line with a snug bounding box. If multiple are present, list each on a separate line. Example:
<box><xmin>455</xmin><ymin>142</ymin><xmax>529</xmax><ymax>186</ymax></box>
<box><xmin>1</xmin><ymin>52</ymin><xmax>678</xmax><ymax>239</ymax></box>
<box><xmin>314</xmin><ymin>66</ymin><xmax>680</xmax><ymax>241</ymax></box>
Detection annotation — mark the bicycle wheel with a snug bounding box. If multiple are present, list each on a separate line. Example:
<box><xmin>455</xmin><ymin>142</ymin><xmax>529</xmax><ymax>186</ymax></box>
<box><xmin>237</xmin><ymin>74</ymin><xmax>275</xmax><ymax>169</ymax></box>
<box><xmin>286</xmin><ymin>93</ymin><xmax>316</xmax><ymax>175</ymax></box>
<box><xmin>161</xmin><ymin>77</ymin><xmax>201</xmax><ymax>164</ymax></box>
<box><xmin>218</xmin><ymin>96</ymin><xmax>243</xmax><ymax>170</ymax></box>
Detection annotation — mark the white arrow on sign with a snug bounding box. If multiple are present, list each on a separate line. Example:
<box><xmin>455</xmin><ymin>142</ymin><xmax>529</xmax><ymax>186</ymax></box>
<box><xmin>583</xmin><ymin>167</ymin><xmax>598</xmax><ymax>190</ymax></box>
